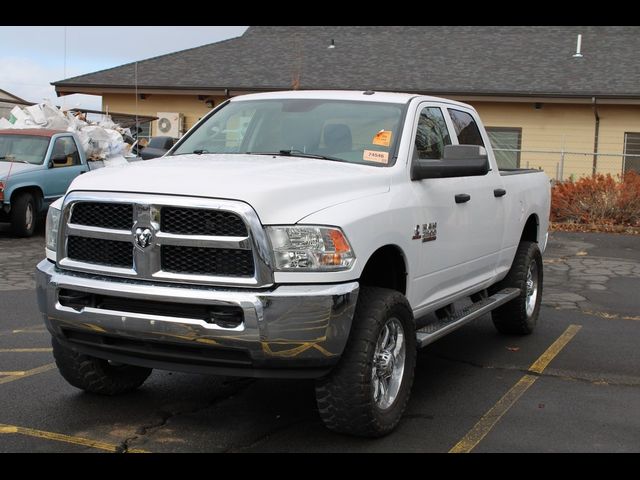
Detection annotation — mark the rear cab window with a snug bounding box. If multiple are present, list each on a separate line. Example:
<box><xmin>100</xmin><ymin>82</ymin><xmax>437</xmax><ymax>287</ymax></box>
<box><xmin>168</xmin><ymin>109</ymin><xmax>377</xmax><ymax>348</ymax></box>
<box><xmin>448</xmin><ymin>109</ymin><xmax>485</xmax><ymax>147</ymax></box>
<box><xmin>447</xmin><ymin>108</ymin><xmax>493</xmax><ymax>170</ymax></box>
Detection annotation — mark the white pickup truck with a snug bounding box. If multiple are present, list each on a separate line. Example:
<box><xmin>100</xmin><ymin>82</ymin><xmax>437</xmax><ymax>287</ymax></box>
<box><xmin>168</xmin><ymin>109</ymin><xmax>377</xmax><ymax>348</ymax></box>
<box><xmin>36</xmin><ymin>90</ymin><xmax>550</xmax><ymax>437</ymax></box>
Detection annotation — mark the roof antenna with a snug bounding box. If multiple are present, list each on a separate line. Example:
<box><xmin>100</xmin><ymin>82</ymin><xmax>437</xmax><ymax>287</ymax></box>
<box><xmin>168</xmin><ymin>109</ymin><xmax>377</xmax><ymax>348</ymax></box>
<box><xmin>573</xmin><ymin>34</ymin><xmax>583</xmax><ymax>58</ymax></box>
<box><xmin>328</xmin><ymin>39</ymin><xmax>335</xmax><ymax>49</ymax></box>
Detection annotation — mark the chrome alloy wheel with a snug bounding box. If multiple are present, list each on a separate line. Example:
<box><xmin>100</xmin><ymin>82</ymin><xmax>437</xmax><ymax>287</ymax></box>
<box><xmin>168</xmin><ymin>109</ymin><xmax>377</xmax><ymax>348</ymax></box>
<box><xmin>372</xmin><ymin>317</ymin><xmax>406</xmax><ymax>410</ymax></box>
<box><xmin>525</xmin><ymin>261</ymin><xmax>539</xmax><ymax>317</ymax></box>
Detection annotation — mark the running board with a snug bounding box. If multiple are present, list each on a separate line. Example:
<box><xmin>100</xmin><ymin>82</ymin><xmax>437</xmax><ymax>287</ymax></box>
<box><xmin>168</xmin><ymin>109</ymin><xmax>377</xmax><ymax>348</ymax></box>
<box><xmin>415</xmin><ymin>288</ymin><xmax>520</xmax><ymax>348</ymax></box>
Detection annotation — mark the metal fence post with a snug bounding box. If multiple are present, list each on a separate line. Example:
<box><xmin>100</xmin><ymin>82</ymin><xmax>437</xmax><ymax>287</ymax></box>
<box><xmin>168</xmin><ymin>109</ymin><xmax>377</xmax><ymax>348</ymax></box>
<box><xmin>560</xmin><ymin>136</ymin><xmax>565</xmax><ymax>181</ymax></box>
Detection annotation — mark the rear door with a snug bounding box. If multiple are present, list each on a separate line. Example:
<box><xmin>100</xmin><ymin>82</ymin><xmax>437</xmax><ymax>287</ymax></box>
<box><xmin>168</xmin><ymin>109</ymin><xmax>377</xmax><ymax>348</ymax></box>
<box><xmin>446</xmin><ymin>107</ymin><xmax>506</xmax><ymax>286</ymax></box>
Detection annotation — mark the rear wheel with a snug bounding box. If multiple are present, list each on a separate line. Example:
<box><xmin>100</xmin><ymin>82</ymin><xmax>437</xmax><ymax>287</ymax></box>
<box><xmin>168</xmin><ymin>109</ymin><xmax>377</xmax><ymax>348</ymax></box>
<box><xmin>10</xmin><ymin>192</ymin><xmax>36</xmax><ymax>237</ymax></box>
<box><xmin>52</xmin><ymin>338</ymin><xmax>152</xmax><ymax>395</ymax></box>
<box><xmin>315</xmin><ymin>287</ymin><xmax>416</xmax><ymax>437</ymax></box>
<box><xmin>491</xmin><ymin>241</ymin><xmax>543</xmax><ymax>335</ymax></box>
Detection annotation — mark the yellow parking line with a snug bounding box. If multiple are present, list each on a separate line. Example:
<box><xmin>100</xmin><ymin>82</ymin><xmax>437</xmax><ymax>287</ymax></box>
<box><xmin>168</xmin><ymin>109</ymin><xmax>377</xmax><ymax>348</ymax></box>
<box><xmin>449</xmin><ymin>324</ymin><xmax>582</xmax><ymax>453</ymax></box>
<box><xmin>0</xmin><ymin>371</ymin><xmax>27</xmax><ymax>376</ymax></box>
<box><xmin>12</xmin><ymin>328</ymin><xmax>46</xmax><ymax>334</ymax></box>
<box><xmin>0</xmin><ymin>348</ymin><xmax>53</xmax><ymax>353</ymax></box>
<box><xmin>581</xmin><ymin>309</ymin><xmax>640</xmax><ymax>322</ymax></box>
<box><xmin>0</xmin><ymin>422</ymin><xmax>149</xmax><ymax>453</ymax></box>
<box><xmin>0</xmin><ymin>363</ymin><xmax>56</xmax><ymax>385</ymax></box>
<box><xmin>0</xmin><ymin>325</ymin><xmax>45</xmax><ymax>337</ymax></box>
<box><xmin>528</xmin><ymin>325</ymin><xmax>582</xmax><ymax>374</ymax></box>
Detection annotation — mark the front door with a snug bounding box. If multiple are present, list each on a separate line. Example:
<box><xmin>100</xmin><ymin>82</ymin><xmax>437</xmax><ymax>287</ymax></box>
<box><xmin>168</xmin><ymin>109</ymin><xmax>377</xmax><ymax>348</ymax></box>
<box><xmin>46</xmin><ymin>136</ymin><xmax>87</xmax><ymax>199</ymax></box>
<box><xmin>408</xmin><ymin>104</ymin><xmax>504</xmax><ymax>314</ymax></box>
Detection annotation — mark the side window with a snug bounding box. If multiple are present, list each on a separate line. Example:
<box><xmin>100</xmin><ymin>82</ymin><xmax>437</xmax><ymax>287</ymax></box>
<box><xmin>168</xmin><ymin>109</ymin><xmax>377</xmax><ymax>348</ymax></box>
<box><xmin>449</xmin><ymin>109</ymin><xmax>485</xmax><ymax>147</ymax></box>
<box><xmin>51</xmin><ymin>137</ymin><xmax>81</xmax><ymax>167</ymax></box>
<box><xmin>414</xmin><ymin>107</ymin><xmax>451</xmax><ymax>160</ymax></box>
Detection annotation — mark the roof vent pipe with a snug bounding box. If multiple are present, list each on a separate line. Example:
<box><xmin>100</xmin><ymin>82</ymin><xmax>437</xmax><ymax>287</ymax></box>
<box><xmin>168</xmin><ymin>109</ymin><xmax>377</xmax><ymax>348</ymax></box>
<box><xmin>573</xmin><ymin>34</ymin><xmax>583</xmax><ymax>58</ymax></box>
<box><xmin>328</xmin><ymin>39</ymin><xmax>335</xmax><ymax>49</ymax></box>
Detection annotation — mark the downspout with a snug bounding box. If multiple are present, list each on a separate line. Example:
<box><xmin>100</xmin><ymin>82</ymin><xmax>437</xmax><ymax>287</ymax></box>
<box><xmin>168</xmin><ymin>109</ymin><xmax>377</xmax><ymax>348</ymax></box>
<box><xmin>592</xmin><ymin>96</ymin><xmax>600</xmax><ymax>176</ymax></box>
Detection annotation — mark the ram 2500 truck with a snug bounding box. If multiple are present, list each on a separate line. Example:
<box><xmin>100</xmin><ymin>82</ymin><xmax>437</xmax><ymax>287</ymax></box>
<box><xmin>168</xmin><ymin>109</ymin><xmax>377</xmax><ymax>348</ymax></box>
<box><xmin>36</xmin><ymin>91</ymin><xmax>550</xmax><ymax>437</ymax></box>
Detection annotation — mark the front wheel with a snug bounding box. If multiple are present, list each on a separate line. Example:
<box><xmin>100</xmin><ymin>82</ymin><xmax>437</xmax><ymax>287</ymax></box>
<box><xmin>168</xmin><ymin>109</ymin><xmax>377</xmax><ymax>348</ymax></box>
<box><xmin>52</xmin><ymin>338</ymin><xmax>152</xmax><ymax>395</ymax></box>
<box><xmin>491</xmin><ymin>241</ymin><xmax>543</xmax><ymax>335</ymax></box>
<box><xmin>10</xmin><ymin>192</ymin><xmax>36</xmax><ymax>237</ymax></box>
<box><xmin>315</xmin><ymin>287</ymin><xmax>416</xmax><ymax>437</ymax></box>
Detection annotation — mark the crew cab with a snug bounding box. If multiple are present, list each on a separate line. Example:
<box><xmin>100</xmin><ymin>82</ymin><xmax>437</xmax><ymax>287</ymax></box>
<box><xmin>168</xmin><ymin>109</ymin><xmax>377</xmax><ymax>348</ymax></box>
<box><xmin>0</xmin><ymin>129</ymin><xmax>89</xmax><ymax>236</ymax></box>
<box><xmin>36</xmin><ymin>91</ymin><xmax>550</xmax><ymax>437</ymax></box>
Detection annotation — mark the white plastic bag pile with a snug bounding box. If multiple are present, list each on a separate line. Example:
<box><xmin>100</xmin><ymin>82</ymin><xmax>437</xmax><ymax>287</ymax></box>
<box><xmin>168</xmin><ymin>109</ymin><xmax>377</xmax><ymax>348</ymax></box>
<box><xmin>0</xmin><ymin>100</ymin><xmax>132</xmax><ymax>163</ymax></box>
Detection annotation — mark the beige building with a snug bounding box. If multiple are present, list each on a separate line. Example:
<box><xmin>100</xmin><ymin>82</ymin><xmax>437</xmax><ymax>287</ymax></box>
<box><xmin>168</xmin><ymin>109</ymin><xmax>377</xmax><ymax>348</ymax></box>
<box><xmin>53</xmin><ymin>26</ymin><xmax>640</xmax><ymax>179</ymax></box>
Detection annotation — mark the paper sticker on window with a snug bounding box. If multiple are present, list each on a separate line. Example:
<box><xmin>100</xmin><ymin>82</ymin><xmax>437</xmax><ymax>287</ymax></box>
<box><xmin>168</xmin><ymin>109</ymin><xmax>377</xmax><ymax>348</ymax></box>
<box><xmin>372</xmin><ymin>130</ymin><xmax>392</xmax><ymax>147</ymax></box>
<box><xmin>363</xmin><ymin>149</ymin><xmax>389</xmax><ymax>164</ymax></box>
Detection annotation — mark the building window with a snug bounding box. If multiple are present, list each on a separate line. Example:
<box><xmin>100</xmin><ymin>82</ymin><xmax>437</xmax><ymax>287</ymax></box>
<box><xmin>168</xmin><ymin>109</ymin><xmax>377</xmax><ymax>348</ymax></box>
<box><xmin>136</xmin><ymin>122</ymin><xmax>151</xmax><ymax>140</ymax></box>
<box><xmin>624</xmin><ymin>132</ymin><xmax>640</xmax><ymax>174</ymax></box>
<box><xmin>487</xmin><ymin>127</ymin><xmax>522</xmax><ymax>169</ymax></box>
<box><xmin>448</xmin><ymin>109</ymin><xmax>485</xmax><ymax>147</ymax></box>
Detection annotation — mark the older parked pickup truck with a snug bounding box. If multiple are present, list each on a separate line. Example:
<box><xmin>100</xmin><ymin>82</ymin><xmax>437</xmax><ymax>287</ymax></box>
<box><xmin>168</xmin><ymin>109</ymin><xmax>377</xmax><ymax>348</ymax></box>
<box><xmin>0</xmin><ymin>129</ymin><xmax>89</xmax><ymax>236</ymax></box>
<box><xmin>36</xmin><ymin>91</ymin><xmax>550</xmax><ymax>437</ymax></box>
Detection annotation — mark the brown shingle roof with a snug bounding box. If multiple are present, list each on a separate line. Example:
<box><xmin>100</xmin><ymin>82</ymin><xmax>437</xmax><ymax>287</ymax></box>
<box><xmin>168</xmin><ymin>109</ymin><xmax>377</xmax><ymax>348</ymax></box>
<box><xmin>53</xmin><ymin>26</ymin><xmax>640</xmax><ymax>98</ymax></box>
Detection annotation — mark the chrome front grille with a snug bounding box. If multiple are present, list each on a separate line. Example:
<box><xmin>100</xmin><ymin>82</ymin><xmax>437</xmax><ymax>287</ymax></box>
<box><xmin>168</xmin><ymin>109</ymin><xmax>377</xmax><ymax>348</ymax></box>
<box><xmin>70</xmin><ymin>202</ymin><xmax>134</xmax><ymax>230</ymax></box>
<box><xmin>58</xmin><ymin>192</ymin><xmax>274</xmax><ymax>288</ymax></box>
<box><xmin>161</xmin><ymin>207</ymin><xmax>247</xmax><ymax>236</ymax></box>
<box><xmin>161</xmin><ymin>245</ymin><xmax>254</xmax><ymax>277</ymax></box>
<box><xmin>67</xmin><ymin>236</ymin><xmax>133</xmax><ymax>268</ymax></box>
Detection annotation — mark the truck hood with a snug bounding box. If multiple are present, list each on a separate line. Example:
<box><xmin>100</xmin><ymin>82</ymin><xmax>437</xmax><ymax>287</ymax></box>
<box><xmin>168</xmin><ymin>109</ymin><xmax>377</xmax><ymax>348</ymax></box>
<box><xmin>0</xmin><ymin>161</ymin><xmax>42</xmax><ymax>180</ymax></box>
<box><xmin>67</xmin><ymin>154</ymin><xmax>391</xmax><ymax>224</ymax></box>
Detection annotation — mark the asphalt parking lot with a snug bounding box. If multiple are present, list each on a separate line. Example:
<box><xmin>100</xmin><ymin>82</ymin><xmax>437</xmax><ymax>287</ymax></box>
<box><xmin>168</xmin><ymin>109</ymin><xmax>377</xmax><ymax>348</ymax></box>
<box><xmin>1</xmin><ymin>224</ymin><xmax>639</xmax><ymax>453</ymax></box>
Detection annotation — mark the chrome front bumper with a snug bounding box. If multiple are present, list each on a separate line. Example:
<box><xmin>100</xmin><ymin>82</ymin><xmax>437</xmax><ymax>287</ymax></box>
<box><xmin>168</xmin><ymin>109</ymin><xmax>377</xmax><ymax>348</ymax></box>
<box><xmin>36</xmin><ymin>260</ymin><xmax>359</xmax><ymax>378</ymax></box>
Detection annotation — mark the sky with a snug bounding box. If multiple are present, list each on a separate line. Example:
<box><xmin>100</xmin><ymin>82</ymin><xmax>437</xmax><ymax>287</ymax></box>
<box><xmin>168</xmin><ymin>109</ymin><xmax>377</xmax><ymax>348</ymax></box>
<box><xmin>0</xmin><ymin>26</ymin><xmax>248</xmax><ymax>110</ymax></box>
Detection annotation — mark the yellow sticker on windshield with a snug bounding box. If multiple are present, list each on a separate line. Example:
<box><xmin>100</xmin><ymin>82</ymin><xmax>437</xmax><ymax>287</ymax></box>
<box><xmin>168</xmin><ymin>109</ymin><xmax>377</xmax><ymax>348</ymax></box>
<box><xmin>372</xmin><ymin>130</ymin><xmax>392</xmax><ymax>147</ymax></box>
<box><xmin>363</xmin><ymin>150</ymin><xmax>389</xmax><ymax>164</ymax></box>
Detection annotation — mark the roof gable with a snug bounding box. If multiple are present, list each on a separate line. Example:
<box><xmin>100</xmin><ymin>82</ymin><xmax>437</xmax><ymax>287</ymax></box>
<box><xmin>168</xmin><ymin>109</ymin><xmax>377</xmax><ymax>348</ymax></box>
<box><xmin>0</xmin><ymin>88</ymin><xmax>29</xmax><ymax>104</ymax></box>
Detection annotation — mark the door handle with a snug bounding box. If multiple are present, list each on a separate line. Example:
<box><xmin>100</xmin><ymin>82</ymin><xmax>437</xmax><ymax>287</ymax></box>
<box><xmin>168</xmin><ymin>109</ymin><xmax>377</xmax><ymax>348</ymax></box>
<box><xmin>455</xmin><ymin>193</ymin><xmax>471</xmax><ymax>204</ymax></box>
<box><xmin>494</xmin><ymin>188</ymin><xmax>507</xmax><ymax>197</ymax></box>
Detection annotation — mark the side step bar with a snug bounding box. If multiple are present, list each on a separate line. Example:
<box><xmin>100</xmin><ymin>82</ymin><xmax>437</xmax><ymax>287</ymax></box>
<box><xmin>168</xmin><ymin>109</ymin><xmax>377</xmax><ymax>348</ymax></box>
<box><xmin>416</xmin><ymin>288</ymin><xmax>520</xmax><ymax>348</ymax></box>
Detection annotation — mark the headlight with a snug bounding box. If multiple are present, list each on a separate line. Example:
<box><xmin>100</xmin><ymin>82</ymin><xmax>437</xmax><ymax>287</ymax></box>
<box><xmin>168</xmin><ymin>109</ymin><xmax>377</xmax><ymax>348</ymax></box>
<box><xmin>266</xmin><ymin>226</ymin><xmax>355</xmax><ymax>271</ymax></box>
<box><xmin>45</xmin><ymin>205</ymin><xmax>62</xmax><ymax>254</ymax></box>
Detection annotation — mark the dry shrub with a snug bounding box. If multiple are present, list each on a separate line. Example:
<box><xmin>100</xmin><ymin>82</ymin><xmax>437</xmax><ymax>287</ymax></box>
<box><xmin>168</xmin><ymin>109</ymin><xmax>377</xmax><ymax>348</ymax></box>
<box><xmin>551</xmin><ymin>171</ymin><xmax>640</xmax><ymax>226</ymax></box>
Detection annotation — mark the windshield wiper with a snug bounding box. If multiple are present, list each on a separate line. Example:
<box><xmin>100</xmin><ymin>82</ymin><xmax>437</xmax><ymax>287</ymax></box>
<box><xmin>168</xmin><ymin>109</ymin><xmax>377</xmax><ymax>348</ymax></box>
<box><xmin>192</xmin><ymin>149</ymin><xmax>210</xmax><ymax>155</ymax></box>
<box><xmin>0</xmin><ymin>156</ymin><xmax>29</xmax><ymax>163</ymax></box>
<box><xmin>248</xmin><ymin>150</ymin><xmax>344</xmax><ymax>163</ymax></box>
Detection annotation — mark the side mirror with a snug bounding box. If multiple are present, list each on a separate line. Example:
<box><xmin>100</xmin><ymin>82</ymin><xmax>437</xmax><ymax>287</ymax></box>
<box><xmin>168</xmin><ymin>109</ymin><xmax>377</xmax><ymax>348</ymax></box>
<box><xmin>411</xmin><ymin>144</ymin><xmax>489</xmax><ymax>180</ymax></box>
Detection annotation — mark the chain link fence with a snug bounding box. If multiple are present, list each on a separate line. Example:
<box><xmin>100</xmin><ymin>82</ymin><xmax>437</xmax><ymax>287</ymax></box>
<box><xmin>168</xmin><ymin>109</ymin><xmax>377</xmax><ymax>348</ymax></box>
<box><xmin>493</xmin><ymin>148</ymin><xmax>640</xmax><ymax>181</ymax></box>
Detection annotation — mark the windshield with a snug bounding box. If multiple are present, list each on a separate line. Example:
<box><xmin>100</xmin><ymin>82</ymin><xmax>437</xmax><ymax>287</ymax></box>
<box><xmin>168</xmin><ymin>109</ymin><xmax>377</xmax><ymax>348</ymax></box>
<box><xmin>172</xmin><ymin>99</ymin><xmax>405</xmax><ymax>167</ymax></box>
<box><xmin>0</xmin><ymin>135</ymin><xmax>50</xmax><ymax>165</ymax></box>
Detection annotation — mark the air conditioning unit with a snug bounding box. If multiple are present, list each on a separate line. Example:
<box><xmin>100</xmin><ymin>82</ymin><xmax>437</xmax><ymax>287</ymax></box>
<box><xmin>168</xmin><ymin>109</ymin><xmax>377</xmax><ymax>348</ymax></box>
<box><xmin>156</xmin><ymin>112</ymin><xmax>184</xmax><ymax>138</ymax></box>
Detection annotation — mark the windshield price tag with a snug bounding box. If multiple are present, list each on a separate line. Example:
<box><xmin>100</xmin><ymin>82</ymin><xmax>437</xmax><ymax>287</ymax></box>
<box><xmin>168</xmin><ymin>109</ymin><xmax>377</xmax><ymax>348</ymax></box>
<box><xmin>363</xmin><ymin>150</ymin><xmax>389</xmax><ymax>164</ymax></box>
